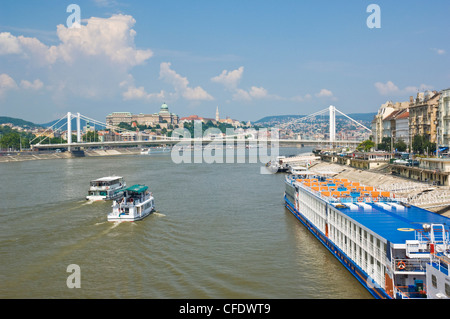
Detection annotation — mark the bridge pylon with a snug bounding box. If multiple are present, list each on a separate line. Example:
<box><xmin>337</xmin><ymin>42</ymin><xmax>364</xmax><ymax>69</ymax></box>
<box><xmin>329</xmin><ymin>105</ymin><xmax>336</xmax><ymax>147</ymax></box>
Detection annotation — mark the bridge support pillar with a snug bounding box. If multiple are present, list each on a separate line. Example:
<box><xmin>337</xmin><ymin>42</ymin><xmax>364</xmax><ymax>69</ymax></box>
<box><xmin>67</xmin><ymin>112</ymin><xmax>72</xmax><ymax>151</ymax></box>
<box><xmin>329</xmin><ymin>105</ymin><xmax>336</xmax><ymax>147</ymax></box>
<box><xmin>77</xmin><ymin>112</ymin><xmax>81</xmax><ymax>143</ymax></box>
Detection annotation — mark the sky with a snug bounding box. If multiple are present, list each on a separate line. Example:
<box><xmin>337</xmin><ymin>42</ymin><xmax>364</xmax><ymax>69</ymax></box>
<box><xmin>0</xmin><ymin>0</ymin><xmax>449</xmax><ymax>124</ymax></box>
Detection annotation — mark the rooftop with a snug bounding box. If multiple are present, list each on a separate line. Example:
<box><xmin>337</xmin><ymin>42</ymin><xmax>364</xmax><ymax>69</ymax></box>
<box><xmin>91</xmin><ymin>176</ymin><xmax>123</xmax><ymax>182</ymax></box>
<box><xmin>339</xmin><ymin>202</ymin><xmax>450</xmax><ymax>244</ymax></box>
<box><xmin>125</xmin><ymin>184</ymin><xmax>148</xmax><ymax>194</ymax></box>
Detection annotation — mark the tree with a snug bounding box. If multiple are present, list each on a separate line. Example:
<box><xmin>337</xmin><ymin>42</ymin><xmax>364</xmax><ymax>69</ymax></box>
<box><xmin>0</xmin><ymin>132</ymin><xmax>21</xmax><ymax>150</ymax></box>
<box><xmin>394</xmin><ymin>139</ymin><xmax>407</xmax><ymax>152</ymax></box>
<box><xmin>0</xmin><ymin>129</ymin><xmax>32</xmax><ymax>150</ymax></box>
<box><xmin>377</xmin><ymin>137</ymin><xmax>391</xmax><ymax>151</ymax></box>
<box><xmin>357</xmin><ymin>139</ymin><xmax>375</xmax><ymax>152</ymax></box>
<box><xmin>412</xmin><ymin>135</ymin><xmax>436</xmax><ymax>154</ymax></box>
<box><xmin>83</xmin><ymin>131</ymin><xmax>99</xmax><ymax>142</ymax></box>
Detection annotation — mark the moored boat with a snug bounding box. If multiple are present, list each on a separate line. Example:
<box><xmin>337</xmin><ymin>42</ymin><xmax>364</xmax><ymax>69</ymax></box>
<box><xmin>108</xmin><ymin>184</ymin><xmax>155</xmax><ymax>222</ymax></box>
<box><xmin>141</xmin><ymin>146</ymin><xmax>171</xmax><ymax>155</ymax></box>
<box><xmin>86</xmin><ymin>176</ymin><xmax>126</xmax><ymax>201</ymax></box>
<box><xmin>284</xmin><ymin>173</ymin><xmax>450</xmax><ymax>299</ymax></box>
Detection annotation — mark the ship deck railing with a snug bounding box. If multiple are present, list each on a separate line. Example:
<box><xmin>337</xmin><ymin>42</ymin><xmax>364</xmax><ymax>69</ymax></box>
<box><xmin>430</xmin><ymin>253</ymin><xmax>450</xmax><ymax>276</ymax></box>
<box><xmin>292</xmin><ymin>178</ymin><xmax>408</xmax><ymax>206</ymax></box>
<box><xmin>395</xmin><ymin>285</ymin><xmax>427</xmax><ymax>299</ymax></box>
<box><xmin>392</xmin><ymin>258</ymin><xmax>428</xmax><ymax>274</ymax></box>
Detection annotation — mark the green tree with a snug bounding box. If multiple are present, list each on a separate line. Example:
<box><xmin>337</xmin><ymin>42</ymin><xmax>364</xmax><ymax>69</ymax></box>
<box><xmin>412</xmin><ymin>135</ymin><xmax>436</xmax><ymax>154</ymax></box>
<box><xmin>83</xmin><ymin>131</ymin><xmax>100</xmax><ymax>142</ymax></box>
<box><xmin>394</xmin><ymin>139</ymin><xmax>407</xmax><ymax>152</ymax></box>
<box><xmin>357</xmin><ymin>140</ymin><xmax>375</xmax><ymax>152</ymax></box>
<box><xmin>0</xmin><ymin>132</ymin><xmax>21</xmax><ymax>149</ymax></box>
<box><xmin>0</xmin><ymin>130</ymin><xmax>32</xmax><ymax>150</ymax></box>
<box><xmin>377</xmin><ymin>137</ymin><xmax>391</xmax><ymax>151</ymax></box>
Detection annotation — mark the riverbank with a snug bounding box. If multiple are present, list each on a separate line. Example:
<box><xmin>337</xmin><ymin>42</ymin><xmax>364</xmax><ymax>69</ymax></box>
<box><xmin>310</xmin><ymin>161</ymin><xmax>450</xmax><ymax>217</ymax></box>
<box><xmin>0</xmin><ymin>148</ymin><xmax>141</xmax><ymax>162</ymax></box>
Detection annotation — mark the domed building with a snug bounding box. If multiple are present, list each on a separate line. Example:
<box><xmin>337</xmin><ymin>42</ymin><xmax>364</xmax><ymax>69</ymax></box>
<box><xmin>107</xmin><ymin>103</ymin><xmax>179</xmax><ymax>128</ymax></box>
<box><xmin>153</xmin><ymin>102</ymin><xmax>179</xmax><ymax>126</ymax></box>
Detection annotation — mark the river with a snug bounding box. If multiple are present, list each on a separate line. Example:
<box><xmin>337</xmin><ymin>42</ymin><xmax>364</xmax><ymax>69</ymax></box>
<box><xmin>0</xmin><ymin>146</ymin><xmax>371</xmax><ymax>299</ymax></box>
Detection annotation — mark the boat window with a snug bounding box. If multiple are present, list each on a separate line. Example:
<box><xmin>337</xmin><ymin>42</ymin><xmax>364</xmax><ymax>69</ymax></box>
<box><xmin>432</xmin><ymin>275</ymin><xmax>437</xmax><ymax>289</ymax></box>
<box><xmin>446</xmin><ymin>283</ymin><xmax>450</xmax><ymax>297</ymax></box>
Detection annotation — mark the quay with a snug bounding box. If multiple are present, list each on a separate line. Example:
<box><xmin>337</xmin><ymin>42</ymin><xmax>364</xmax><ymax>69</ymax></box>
<box><xmin>0</xmin><ymin>148</ymin><xmax>141</xmax><ymax>163</ymax></box>
<box><xmin>319</xmin><ymin>151</ymin><xmax>450</xmax><ymax>187</ymax></box>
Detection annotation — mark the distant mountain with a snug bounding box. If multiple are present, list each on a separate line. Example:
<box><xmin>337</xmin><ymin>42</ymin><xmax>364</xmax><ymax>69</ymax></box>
<box><xmin>0</xmin><ymin>116</ymin><xmax>44</xmax><ymax>128</ymax></box>
<box><xmin>255</xmin><ymin>112</ymin><xmax>377</xmax><ymax>124</ymax></box>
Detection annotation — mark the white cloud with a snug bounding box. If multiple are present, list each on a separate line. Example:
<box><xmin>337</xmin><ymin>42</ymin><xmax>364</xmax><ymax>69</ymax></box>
<box><xmin>211</xmin><ymin>66</ymin><xmax>244</xmax><ymax>89</ymax></box>
<box><xmin>375</xmin><ymin>81</ymin><xmax>433</xmax><ymax>96</ymax></box>
<box><xmin>374</xmin><ymin>81</ymin><xmax>399</xmax><ymax>95</ymax></box>
<box><xmin>0</xmin><ymin>73</ymin><xmax>18</xmax><ymax>97</ymax></box>
<box><xmin>0</xmin><ymin>14</ymin><xmax>153</xmax><ymax>68</ymax></box>
<box><xmin>20</xmin><ymin>79</ymin><xmax>44</xmax><ymax>90</ymax></box>
<box><xmin>159</xmin><ymin>62</ymin><xmax>213</xmax><ymax>101</ymax></box>
<box><xmin>49</xmin><ymin>15</ymin><xmax>153</xmax><ymax>67</ymax></box>
<box><xmin>431</xmin><ymin>48</ymin><xmax>446</xmax><ymax>55</ymax></box>
<box><xmin>0</xmin><ymin>32</ymin><xmax>22</xmax><ymax>55</ymax></box>
<box><xmin>122</xmin><ymin>86</ymin><xmax>167</xmax><ymax>101</ymax></box>
<box><xmin>0</xmin><ymin>14</ymin><xmax>154</xmax><ymax>104</ymax></box>
<box><xmin>315</xmin><ymin>89</ymin><xmax>334</xmax><ymax>98</ymax></box>
<box><xmin>232</xmin><ymin>86</ymin><xmax>282</xmax><ymax>101</ymax></box>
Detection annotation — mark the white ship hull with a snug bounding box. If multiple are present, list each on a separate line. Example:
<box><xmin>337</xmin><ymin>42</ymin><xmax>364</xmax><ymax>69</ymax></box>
<box><xmin>107</xmin><ymin>184</ymin><xmax>155</xmax><ymax>222</ymax></box>
<box><xmin>86</xmin><ymin>176</ymin><xmax>126</xmax><ymax>201</ymax></box>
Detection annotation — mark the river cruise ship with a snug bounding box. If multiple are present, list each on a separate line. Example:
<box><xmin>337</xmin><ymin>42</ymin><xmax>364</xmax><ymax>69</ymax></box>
<box><xmin>108</xmin><ymin>185</ymin><xmax>155</xmax><ymax>222</ymax></box>
<box><xmin>86</xmin><ymin>176</ymin><xmax>126</xmax><ymax>201</ymax></box>
<box><xmin>140</xmin><ymin>146</ymin><xmax>171</xmax><ymax>155</ymax></box>
<box><xmin>284</xmin><ymin>173</ymin><xmax>450</xmax><ymax>299</ymax></box>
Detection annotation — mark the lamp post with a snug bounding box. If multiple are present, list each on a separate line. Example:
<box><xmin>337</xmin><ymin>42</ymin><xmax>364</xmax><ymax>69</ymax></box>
<box><xmin>437</xmin><ymin>126</ymin><xmax>440</xmax><ymax>158</ymax></box>
<box><xmin>390</xmin><ymin>129</ymin><xmax>396</xmax><ymax>154</ymax></box>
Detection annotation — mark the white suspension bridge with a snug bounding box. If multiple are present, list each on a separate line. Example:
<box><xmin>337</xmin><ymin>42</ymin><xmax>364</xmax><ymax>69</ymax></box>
<box><xmin>30</xmin><ymin>106</ymin><xmax>372</xmax><ymax>151</ymax></box>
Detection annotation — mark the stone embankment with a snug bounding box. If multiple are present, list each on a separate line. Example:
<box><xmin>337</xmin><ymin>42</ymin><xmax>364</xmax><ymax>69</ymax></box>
<box><xmin>311</xmin><ymin>161</ymin><xmax>450</xmax><ymax>217</ymax></box>
<box><xmin>0</xmin><ymin>148</ymin><xmax>141</xmax><ymax>163</ymax></box>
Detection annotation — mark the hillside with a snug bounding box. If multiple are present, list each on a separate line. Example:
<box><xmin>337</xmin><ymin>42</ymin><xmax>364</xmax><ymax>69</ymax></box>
<box><xmin>254</xmin><ymin>112</ymin><xmax>376</xmax><ymax>124</ymax></box>
<box><xmin>0</xmin><ymin>116</ymin><xmax>43</xmax><ymax>128</ymax></box>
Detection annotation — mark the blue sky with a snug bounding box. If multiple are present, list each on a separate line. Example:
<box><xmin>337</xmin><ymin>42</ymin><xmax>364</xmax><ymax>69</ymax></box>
<box><xmin>0</xmin><ymin>0</ymin><xmax>449</xmax><ymax>124</ymax></box>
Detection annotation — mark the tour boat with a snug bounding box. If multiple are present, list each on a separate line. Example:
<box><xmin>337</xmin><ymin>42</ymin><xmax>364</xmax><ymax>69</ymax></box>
<box><xmin>108</xmin><ymin>184</ymin><xmax>155</xmax><ymax>222</ymax></box>
<box><xmin>86</xmin><ymin>176</ymin><xmax>126</xmax><ymax>201</ymax></box>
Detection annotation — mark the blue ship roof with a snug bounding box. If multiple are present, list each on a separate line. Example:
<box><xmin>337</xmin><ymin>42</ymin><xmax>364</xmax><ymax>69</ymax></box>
<box><xmin>337</xmin><ymin>203</ymin><xmax>450</xmax><ymax>244</ymax></box>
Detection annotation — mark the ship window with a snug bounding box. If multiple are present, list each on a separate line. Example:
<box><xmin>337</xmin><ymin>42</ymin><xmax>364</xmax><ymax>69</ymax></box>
<box><xmin>446</xmin><ymin>283</ymin><xmax>450</xmax><ymax>297</ymax></box>
<box><xmin>432</xmin><ymin>275</ymin><xmax>437</xmax><ymax>289</ymax></box>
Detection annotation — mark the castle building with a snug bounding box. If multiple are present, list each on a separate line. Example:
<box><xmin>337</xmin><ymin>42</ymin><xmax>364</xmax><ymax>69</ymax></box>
<box><xmin>106</xmin><ymin>103</ymin><xmax>179</xmax><ymax>128</ymax></box>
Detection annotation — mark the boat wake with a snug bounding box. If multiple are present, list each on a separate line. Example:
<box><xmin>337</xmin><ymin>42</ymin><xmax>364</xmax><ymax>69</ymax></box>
<box><xmin>153</xmin><ymin>211</ymin><xmax>165</xmax><ymax>218</ymax></box>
